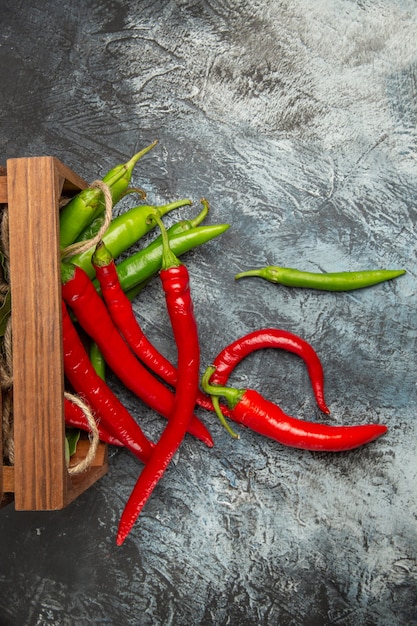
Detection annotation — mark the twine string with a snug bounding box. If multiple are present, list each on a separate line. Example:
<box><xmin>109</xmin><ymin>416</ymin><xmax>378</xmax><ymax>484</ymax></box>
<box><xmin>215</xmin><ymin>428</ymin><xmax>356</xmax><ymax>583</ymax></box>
<box><xmin>65</xmin><ymin>392</ymin><xmax>100</xmax><ymax>475</ymax></box>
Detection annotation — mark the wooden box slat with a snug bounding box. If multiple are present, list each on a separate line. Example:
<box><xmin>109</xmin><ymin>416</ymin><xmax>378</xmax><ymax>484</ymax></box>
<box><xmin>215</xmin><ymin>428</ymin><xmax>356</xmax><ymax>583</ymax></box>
<box><xmin>8</xmin><ymin>156</ymin><xmax>68</xmax><ymax>510</ymax></box>
<box><xmin>1</xmin><ymin>156</ymin><xmax>108</xmax><ymax>511</ymax></box>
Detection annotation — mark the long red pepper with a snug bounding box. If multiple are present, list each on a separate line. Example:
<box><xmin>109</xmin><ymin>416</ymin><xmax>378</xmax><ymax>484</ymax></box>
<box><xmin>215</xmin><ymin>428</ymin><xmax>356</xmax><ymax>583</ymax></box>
<box><xmin>62</xmin><ymin>300</ymin><xmax>153</xmax><ymax>462</ymax></box>
<box><xmin>92</xmin><ymin>239</ymin><xmax>214</xmax><ymax>411</ymax></box>
<box><xmin>64</xmin><ymin>397</ymin><xmax>123</xmax><ymax>447</ymax></box>
<box><xmin>210</xmin><ymin>328</ymin><xmax>329</xmax><ymax>414</ymax></box>
<box><xmin>202</xmin><ymin>366</ymin><xmax>388</xmax><ymax>452</ymax></box>
<box><xmin>92</xmin><ymin>241</ymin><xmax>177</xmax><ymax>385</ymax></box>
<box><xmin>117</xmin><ymin>214</ymin><xmax>201</xmax><ymax>545</ymax></box>
<box><xmin>61</xmin><ymin>262</ymin><xmax>213</xmax><ymax>448</ymax></box>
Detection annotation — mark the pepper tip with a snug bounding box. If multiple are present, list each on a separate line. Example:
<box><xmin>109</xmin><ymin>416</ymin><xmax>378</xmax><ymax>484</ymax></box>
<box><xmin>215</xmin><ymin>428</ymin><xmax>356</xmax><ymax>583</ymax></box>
<box><xmin>116</xmin><ymin>532</ymin><xmax>126</xmax><ymax>546</ymax></box>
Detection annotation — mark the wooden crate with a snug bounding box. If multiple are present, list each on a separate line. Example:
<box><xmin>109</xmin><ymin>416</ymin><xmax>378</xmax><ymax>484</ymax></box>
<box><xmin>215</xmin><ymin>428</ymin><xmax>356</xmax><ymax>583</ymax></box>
<box><xmin>0</xmin><ymin>156</ymin><xmax>108</xmax><ymax>510</ymax></box>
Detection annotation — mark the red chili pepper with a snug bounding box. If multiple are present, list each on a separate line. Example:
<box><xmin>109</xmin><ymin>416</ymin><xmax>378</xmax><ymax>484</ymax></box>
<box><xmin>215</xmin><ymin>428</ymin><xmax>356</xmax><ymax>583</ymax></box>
<box><xmin>92</xmin><ymin>241</ymin><xmax>178</xmax><ymax>385</ymax></box>
<box><xmin>64</xmin><ymin>397</ymin><xmax>123</xmax><ymax>447</ymax></box>
<box><xmin>116</xmin><ymin>214</ymin><xmax>201</xmax><ymax>545</ymax></box>
<box><xmin>210</xmin><ymin>328</ymin><xmax>329</xmax><ymax>414</ymax></box>
<box><xmin>61</xmin><ymin>262</ymin><xmax>213</xmax><ymax>448</ymax></box>
<box><xmin>62</xmin><ymin>300</ymin><xmax>153</xmax><ymax>462</ymax></box>
<box><xmin>92</xmin><ymin>239</ymin><xmax>215</xmax><ymax>411</ymax></box>
<box><xmin>201</xmin><ymin>365</ymin><xmax>388</xmax><ymax>452</ymax></box>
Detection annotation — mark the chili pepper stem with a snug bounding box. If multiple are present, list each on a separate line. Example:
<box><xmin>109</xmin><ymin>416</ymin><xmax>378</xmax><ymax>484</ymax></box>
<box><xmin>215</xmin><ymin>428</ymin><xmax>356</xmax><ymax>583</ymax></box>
<box><xmin>93</xmin><ymin>240</ymin><xmax>113</xmax><ymax>267</ymax></box>
<box><xmin>147</xmin><ymin>213</ymin><xmax>181</xmax><ymax>269</ymax></box>
<box><xmin>190</xmin><ymin>199</ymin><xmax>209</xmax><ymax>226</ymax></box>
<box><xmin>201</xmin><ymin>365</ymin><xmax>243</xmax><ymax>438</ymax></box>
<box><xmin>122</xmin><ymin>186</ymin><xmax>147</xmax><ymax>200</ymax></box>
<box><xmin>211</xmin><ymin>394</ymin><xmax>240</xmax><ymax>439</ymax></box>
<box><xmin>202</xmin><ymin>365</ymin><xmax>244</xmax><ymax>406</ymax></box>
<box><xmin>235</xmin><ymin>269</ymin><xmax>265</xmax><ymax>280</ymax></box>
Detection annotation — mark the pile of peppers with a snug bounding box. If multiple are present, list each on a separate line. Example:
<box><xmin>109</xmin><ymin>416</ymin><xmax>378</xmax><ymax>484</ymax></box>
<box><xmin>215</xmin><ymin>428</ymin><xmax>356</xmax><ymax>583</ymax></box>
<box><xmin>59</xmin><ymin>142</ymin><xmax>402</xmax><ymax>545</ymax></box>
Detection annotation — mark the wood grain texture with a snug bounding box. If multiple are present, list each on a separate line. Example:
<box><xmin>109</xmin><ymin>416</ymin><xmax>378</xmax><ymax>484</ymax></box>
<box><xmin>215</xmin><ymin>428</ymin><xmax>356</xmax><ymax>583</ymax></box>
<box><xmin>8</xmin><ymin>157</ymin><xmax>67</xmax><ymax>510</ymax></box>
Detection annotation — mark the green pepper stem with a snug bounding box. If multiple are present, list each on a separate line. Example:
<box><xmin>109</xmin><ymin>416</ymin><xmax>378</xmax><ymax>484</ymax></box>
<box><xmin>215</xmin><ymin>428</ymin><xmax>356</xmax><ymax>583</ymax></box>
<box><xmin>211</xmin><ymin>394</ymin><xmax>240</xmax><ymax>439</ymax></box>
<box><xmin>201</xmin><ymin>366</ymin><xmax>243</xmax><ymax>438</ymax></box>
<box><xmin>161</xmin><ymin>198</ymin><xmax>192</xmax><ymax>212</ymax></box>
<box><xmin>122</xmin><ymin>186</ymin><xmax>147</xmax><ymax>200</ymax></box>
<box><xmin>201</xmin><ymin>366</ymin><xmax>245</xmax><ymax>408</ymax></box>
<box><xmin>60</xmin><ymin>260</ymin><xmax>77</xmax><ymax>284</ymax></box>
<box><xmin>190</xmin><ymin>199</ymin><xmax>209</xmax><ymax>227</ymax></box>
<box><xmin>148</xmin><ymin>212</ymin><xmax>181</xmax><ymax>269</ymax></box>
<box><xmin>92</xmin><ymin>240</ymin><xmax>113</xmax><ymax>267</ymax></box>
<box><xmin>235</xmin><ymin>268</ymin><xmax>265</xmax><ymax>280</ymax></box>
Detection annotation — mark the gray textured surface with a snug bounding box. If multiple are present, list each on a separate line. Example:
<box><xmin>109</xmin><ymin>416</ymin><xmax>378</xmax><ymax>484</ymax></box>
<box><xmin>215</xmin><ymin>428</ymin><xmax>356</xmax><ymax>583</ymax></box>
<box><xmin>0</xmin><ymin>1</ymin><xmax>416</xmax><ymax>624</ymax></box>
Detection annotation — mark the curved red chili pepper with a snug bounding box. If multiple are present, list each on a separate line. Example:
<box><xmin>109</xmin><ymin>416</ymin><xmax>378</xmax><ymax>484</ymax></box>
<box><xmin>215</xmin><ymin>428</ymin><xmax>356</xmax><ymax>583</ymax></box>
<box><xmin>210</xmin><ymin>328</ymin><xmax>329</xmax><ymax>414</ymax></box>
<box><xmin>117</xmin><ymin>217</ymin><xmax>200</xmax><ymax>545</ymax></box>
<box><xmin>202</xmin><ymin>366</ymin><xmax>388</xmax><ymax>452</ymax></box>
<box><xmin>61</xmin><ymin>262</ymin><xmax>213</xmax><ymax>448</ymax></box>
<box><xmin>62</xmin><ymin>300</ymin><xmax>153</xmax><ymax>463</ymax></box>
<box><xmin>64</xmin><ymin>397</ymin><xmax>123</xmax><ymax>447</ymax></box>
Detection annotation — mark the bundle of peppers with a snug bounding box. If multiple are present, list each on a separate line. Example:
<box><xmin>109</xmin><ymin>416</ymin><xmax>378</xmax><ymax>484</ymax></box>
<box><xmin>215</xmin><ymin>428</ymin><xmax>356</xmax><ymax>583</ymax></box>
<box><xmin>58</xmin><ymin>142</ymin><xmax>400</xmax><ymax>544</ymax></box>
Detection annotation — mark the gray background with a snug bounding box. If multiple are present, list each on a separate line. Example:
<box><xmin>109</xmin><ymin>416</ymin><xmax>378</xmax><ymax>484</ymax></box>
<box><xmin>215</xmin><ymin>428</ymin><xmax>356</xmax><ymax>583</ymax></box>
<box><xmin>0</xmin><ymin>1</ymin><xmax>416</xmax><ymax>624</ymax></box>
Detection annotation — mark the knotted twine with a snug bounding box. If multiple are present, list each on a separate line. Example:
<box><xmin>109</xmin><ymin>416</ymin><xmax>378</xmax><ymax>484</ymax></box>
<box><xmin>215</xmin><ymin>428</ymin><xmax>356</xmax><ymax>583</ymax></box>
<box><xmin>1</xmin><ymin>179</ymin><xmax>114</xmax><ymax>474</ymax></box>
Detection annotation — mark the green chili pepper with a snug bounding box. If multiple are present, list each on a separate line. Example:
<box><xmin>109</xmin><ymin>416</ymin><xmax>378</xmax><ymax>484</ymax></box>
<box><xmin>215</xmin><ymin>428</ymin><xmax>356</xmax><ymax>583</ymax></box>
<box><xmin>75</xmin><ymin>215</ymin><xmax>108</xmax><ymax>243</ymax></box>
<box><xmin>94</xmin><ymin>222</ymin><xmax>230</xmax><ymax>294</ymax></box>
<box><xmin>235</xmin><ymin>266</ymin><xmax>406</xmax><ymax>291</ymax></box>
<box><xmin>70</xmin><ymin>198</ymin><xmax>194</xmax><ymax>278</ymax></box>
<box><xmin>73</xmin><ymin>188</ymin><xmax>148</xmax><ymax>243</ymax></box>
<box><xmin>122</xmin><ymin>200</ymin><xmax>211</xmax><ymax>299</ymax></box>
<box><xmin>59</xmin><ymin>141</ymin><xmax>157</xmax><ymax>248</ymax></box>
<box><xmin>90</xmin><ymin>341</ymin><xmax>106</xmax><ymax>381</ymax></box>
